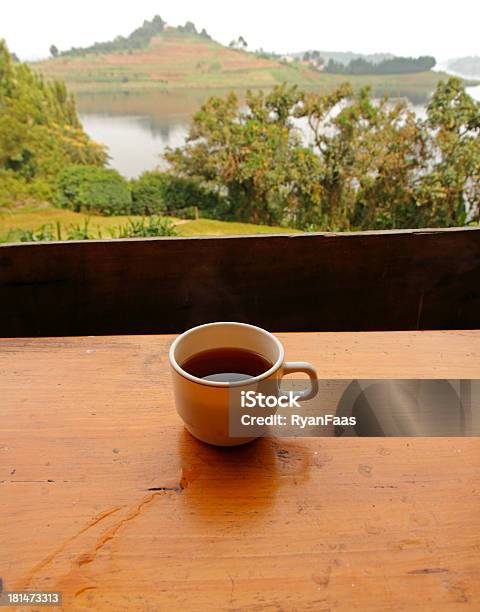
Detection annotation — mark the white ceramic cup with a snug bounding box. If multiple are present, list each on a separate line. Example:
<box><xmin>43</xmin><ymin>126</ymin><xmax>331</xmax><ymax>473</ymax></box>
<box><xmin>169</xmin><ymin>322</ymin><xmax>318</xmax><ymax>446</ymax></box>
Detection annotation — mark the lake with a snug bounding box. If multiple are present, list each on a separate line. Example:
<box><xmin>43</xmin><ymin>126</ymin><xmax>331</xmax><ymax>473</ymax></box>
<box><xmin>78</xmin><ymin>85</ymin><xmax>480</xmax><ymax>179</ymax></box>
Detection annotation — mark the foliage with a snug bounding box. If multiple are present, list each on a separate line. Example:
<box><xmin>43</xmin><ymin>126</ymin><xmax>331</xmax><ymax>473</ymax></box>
<box><xmin>325</xmin><ymin>55</ymin><xmax>436</xmax><ymax>75</ymax></box>
<box><xmin>66</xmin><ymin>218</ymin><xmax>93</xmax><ymax>240</ymax></box>
<box><xmin>303</xmin><ymin>51</ymin><xmax>324</xmax><ymax>67</ymax></box>
<box><xmin>178</xmin><ymin>21</ymin><xmax>197</xmax><ymax>35</ymax></box>
<box><xmin>109</xmin><ymin>216</ymin><xmax>178</xmax><ymax>238</ymax></box>
<box><xmin>165</xmin><ymin>78</ymin><xmax>480</xmax><ymax>230</ymax></box>
<box><xmin>0</xmin><ymin>208</ymin><xmax>299</xmax><ymax>244</ymax></box>
<box><xmin>56</xmin><ymin>165</ymin><xmax>131</xmax><ymax>215</ymax></box>
<box><xmin>229</xmin><ymin>37</ymin><xmax>248</xmax><ymax>50</ymax></box>
<box><xmin>130</xmin><ymin>170</ymin><xmax>224</xmax><ymax>216</ymax></box>
<box><xmin>0</xmin><ymin>170</ymin><xmax>51</xmax><ymax>208</ymax></box>
<box><xmin>165</xmin><ymin>85</ymin><xmax>322</xmax><ymax>225</ymax></box>
<box><xmin>0</xmin><ymin>41</ymin><xmax>106</xmax><ymax>207</ymax></box>
<box><xmin>59</xmin><ymin>16</ymin><xmax>211</xmax><ymax>57</ymax></box>
<box><xmin>318</xmin><ymin>51</ymin><xmax>394</xmax><ymax>65</ymax></box>
<box><xmin>5</xmin><ymin>216</ymin><xmax>178</xmax><ymax>242</ymax></box>
<box><xmin>7</xmin><ymin>224</ymin><xmax>57</xmax><ymax>242</ymax></box>
<box><xmin>254</xmin><ymin>49</ymin><xmax>280</xmax><ymax>61</ymax></box>
<box><xmin>419</xmin><ymin>78</ymin><xmax>480</xmax><ymax>225</ymax></box>
<box><xmin>60</xmin><ymin>16</ymin><xmax>166</xmax><ymax>56</ymax></box>
<box><xmin>129</xmin><ymin>171</ymin><xmax>167</xmax><ymax>214</ymax></box>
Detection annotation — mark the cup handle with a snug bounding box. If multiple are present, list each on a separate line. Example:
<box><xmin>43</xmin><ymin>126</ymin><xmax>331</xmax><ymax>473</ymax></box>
<box><xmin>280</xmin><ymin>362</ymin><xmax>319</xmax><ymax>402</ymax></box>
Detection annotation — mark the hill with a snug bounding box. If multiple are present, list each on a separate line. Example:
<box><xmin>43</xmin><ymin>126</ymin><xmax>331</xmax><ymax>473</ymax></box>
<box><xmin>34</xmin><ymin>23</ymin><xmax>323</xmax><ymax>92</ymax></box>
<box><xmin>325</xmin><ymin>55</ymin><xmax>436</xmax><ymax>75</ymax></box>
<box><xmin>32</xmin><ymin>17</ymin><xmax>468</xmax><ymax>100</ymax></box>
<box><xmin>445</xmin><ymin>56</ymin><xmax>480</xmax><ymax>79</ymax></box>
<box><xmin>291</xmin><ymin>50</ymin><xmax>395</xmax><ymax>64</ymax></box>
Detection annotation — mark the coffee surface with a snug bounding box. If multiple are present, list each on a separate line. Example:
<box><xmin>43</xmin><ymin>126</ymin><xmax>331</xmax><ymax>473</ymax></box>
<box><xmin>181</xmin><ymin>347</ymin><xmax>273</xmax><ymax>383</ymax></box>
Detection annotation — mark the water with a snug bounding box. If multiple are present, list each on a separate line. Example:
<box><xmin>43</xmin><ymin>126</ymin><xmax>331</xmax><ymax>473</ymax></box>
<box><xmin>78</xmin><ymin>86</ymin><xmax>480</xmax><ymax>179</ymax></box>
<box><xmin>77</xmin><ymin>90</ymin><xmax>205</xmax><ymax>178</ymax></box>
<box><xmin>80</xmin><ymin>113</ymin><xmax>189</xmax><ymax>178</ymax></box>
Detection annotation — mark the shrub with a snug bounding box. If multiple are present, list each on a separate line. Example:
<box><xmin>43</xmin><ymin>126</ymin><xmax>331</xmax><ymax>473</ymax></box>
<box><xmin>109</xmin><ymin>216</ymin><xmax>178</xmax><ymax>238</ymax></box>
<box><xmin>172</xmin><ymin>206</ymin><xmax>198</xmax><ymax>220</ymax></box>
<box><xmin>66</xmin><ymin>218</ymin><xmax>94</xmax><ymax>240</ymax></box>
<box><xmin>130</xmin><ymin>171</ymin><xmax>225</xmax><ymax>216</ymax></box>
<box><xmin>7</xmin><ymin>224</ymin><xmax>58</xmax><ymax>242</ymax></box>
<box><xmin>161</xmin><ymin>174</ymin><xmax>222</xmax><ymax>213</ymax></box>
<box><xmin>0</xmin><ymin>170</ymin><xmax>52</xmax><ymax>208</ymax></box>
<box><xmin>56</xmin><ymin>165</ymin><xmax>132</xmax><ymax>215</ymax></box>
<box><xmin>130</xmin><ymin>172</ymin><xmax>168</xmax><ymax>214</ymax></box>
<box><xmin>5</xmin><ymin>216</ymin><xmax>177</xmax><ymax>243</ymax></box>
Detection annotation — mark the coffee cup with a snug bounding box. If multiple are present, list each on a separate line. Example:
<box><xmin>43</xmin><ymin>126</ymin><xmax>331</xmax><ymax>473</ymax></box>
<box><xmin>169</xmin><ymin>322</ymin><xmax>318</xmax><ymax>446</ymax></box>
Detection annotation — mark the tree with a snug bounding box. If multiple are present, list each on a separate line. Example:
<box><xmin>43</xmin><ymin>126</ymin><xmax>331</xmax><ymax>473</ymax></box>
<box><xmin>304</xmin><ymin>50</ymin><xmax>325</xmax><ymax>69</ymax></box>
<box><xmin>152</xmin><ymin>15</ymin><xmax>165</xmax><ymax>29</ymax></box>
<box><xmin>165</xmin><ymin>85</ymin><xmax>322</xmax><ymax>225</ymax></box>
<box><xmin>164</xmin><ymin>78</ymin><xmax>480</xmax><ymax>230</ymax></box>
<box><xmin>0</xmin><ymin>40</ymin><xmax>107</xmax><ymax>207</ymax></box>
<box><xmin>418</xmin><ymin>77</ymin><xmax>480</xmax><ymax>225</ymax></box>
<box><xmin>59</xmin><ymin>16</ymin><xmax>166</xmax><ymax>56</ymax></box>
<box><xmin>311</xmin><ymin>50</ymin><xmax>324</xmax><ymax>66</ymax></box>
<box><xmin>325</xmin><ymin>55</ymin><xmax>436</xmax><ymax>75</ymax></box>
<box><xmin>229</xmin><ymin>37</ymin><xmax>248</xmax><ymax>51</ymax></box>
<box><xmin>182</xmin><ymin>21</ymin><xmax>197</xmax><ymax>35</ymax></box>
<box><xmin>49</xmin><ymin>45</ymin><xmax>59</xmax><ymax>58</ymax></box>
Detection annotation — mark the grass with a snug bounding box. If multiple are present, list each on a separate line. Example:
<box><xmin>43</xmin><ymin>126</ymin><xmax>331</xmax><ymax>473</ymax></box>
<box><xmin>178</xmin><ymin>218</ymin><xmax>300</xmax><ymax>236</ymax></box>
<box><xmin>0</xmin><ymin>206</ymin><xmax>300</xmax><ymax>242</ymax></box>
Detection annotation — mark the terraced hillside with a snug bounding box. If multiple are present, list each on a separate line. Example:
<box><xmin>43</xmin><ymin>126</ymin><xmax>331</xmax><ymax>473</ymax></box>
<box><xmin>34</xmin><ymin>30</ymin><xmax>322</xmax><ymax>92</ymax></box>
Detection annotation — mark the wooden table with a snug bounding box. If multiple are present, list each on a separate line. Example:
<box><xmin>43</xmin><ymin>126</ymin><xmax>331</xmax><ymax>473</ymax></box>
<box><xmin>1</xmin><ymin>331</ymin><xmax>479</xmax><ymax>611</ymax></box>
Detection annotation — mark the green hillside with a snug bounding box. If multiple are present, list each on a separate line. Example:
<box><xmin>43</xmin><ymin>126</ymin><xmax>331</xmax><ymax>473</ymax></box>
<box><xmin>34</xmin><ymin>28</ymin><xmax>322</xmax><ymax>92</ymax></box>
<box><xmin>31</xmin><ymin>17</ymin><xmax>466</xmax><ymax>99</ymax></box>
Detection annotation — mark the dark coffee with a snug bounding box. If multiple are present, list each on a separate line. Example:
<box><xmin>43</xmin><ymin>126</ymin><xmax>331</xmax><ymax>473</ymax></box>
<box><xmin>181</xmin><ymin>347</ymin><xmax>273</xmax><ymax>383</ymax></box>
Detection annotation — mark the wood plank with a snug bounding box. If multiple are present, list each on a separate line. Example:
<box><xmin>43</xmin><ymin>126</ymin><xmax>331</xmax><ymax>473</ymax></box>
<box><xmin>1</xmin><ymin>331</ymin><xmax>479</xmax><ymax>610</ymax></box>
<box><xmin>1</xmin><ymin>227</ymin><xmax>480</xmax><ymax>337</ymax></box>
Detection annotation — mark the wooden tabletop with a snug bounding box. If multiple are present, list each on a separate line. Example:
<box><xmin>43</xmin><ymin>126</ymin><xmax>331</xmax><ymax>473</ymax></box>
<box><xmin>1</xmin><ymin>331</ymin><xmax>479</xmax><ymax>611</ymax></box>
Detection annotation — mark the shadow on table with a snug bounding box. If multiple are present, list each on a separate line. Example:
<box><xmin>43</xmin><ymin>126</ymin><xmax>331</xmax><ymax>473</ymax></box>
<box><xmin>175</xmin><ymin>429</ymin><xmax>312</xmax><ymax>523</ymax></box>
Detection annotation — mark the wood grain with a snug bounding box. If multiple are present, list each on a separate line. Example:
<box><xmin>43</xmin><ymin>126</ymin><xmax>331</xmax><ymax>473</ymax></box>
<box><xmin>1</xmin><ymin>331</ymin><xmax>479</xmax><ymax>611</ymax></box>
<box><xmin>1</xmin><ymin>227</ymin><xmax>480</xmax><ymax>337</ymax></box>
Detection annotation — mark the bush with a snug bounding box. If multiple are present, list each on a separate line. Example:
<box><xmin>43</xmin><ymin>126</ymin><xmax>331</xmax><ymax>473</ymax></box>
<box><xmin>7</xmin><ymin>224</ymin><xmax>58</xmax><ymax>242</ymax></box>
<box><xmin>66</xmin><ymin>219</ymin><xmax>94</xmax><ymax>240</ymax></box>
<box><xmin>109</xmin><ymin>216</ymin><xmax>178</xmax><ymax>238</ymax></box>
<box><xmin>161</xmin><ymin>174</ymin><xmax>223</xmax><ymax>213</ymax></box>
<box><xmin>172</xmin><ymin>206</ymin><xmax>198</xmax><ymax>220</ymax></box>
<box><xmin>5</xmin><ymin>216</ymin><xmax>178</xmax><ymax>243</ymax></box>
<box><xmin>0</xmin><ymin>170</ymin><xmax>52</xmax><ymax>208</ymax></box>
<box><xmin>130</xmin><ymin>171</ymin><xmax>225</xmax><ymax>216</ymax></box>
<box><xmin>130</xmin><ymin>172</ymin><xmax>168</xmax><ymax>215</ymax></box>
<box><xmin>56</xmin><ymin>165</ymin><xmax>132</xmax><ymax>215</ymax></box>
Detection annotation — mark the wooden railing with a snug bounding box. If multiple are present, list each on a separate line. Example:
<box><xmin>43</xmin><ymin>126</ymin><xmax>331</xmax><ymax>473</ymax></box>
<box><xmin>1</xmin><ymin>227</ymin><xmax>479</xmax><ymax>337</ymax></box>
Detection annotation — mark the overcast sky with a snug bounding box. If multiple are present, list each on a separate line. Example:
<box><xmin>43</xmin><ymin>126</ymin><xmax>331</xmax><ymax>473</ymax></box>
<box><xmin>2</xmin><ymin>0</ymin><xmax>479</xmax><ymax>62</ymax></box>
